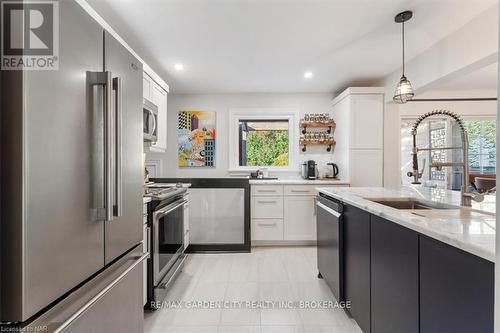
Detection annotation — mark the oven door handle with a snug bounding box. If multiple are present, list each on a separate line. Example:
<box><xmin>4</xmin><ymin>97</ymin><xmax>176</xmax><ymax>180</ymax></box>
<box><xmin>154</xmin><ymin>200</ymin><xmax>188</xmax><ymax>220</ymax></box>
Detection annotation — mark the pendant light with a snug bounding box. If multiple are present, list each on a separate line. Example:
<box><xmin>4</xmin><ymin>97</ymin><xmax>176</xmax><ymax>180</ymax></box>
<box><xmin>393</xmin><ymin>11</ymin><xmax>414</xmax><ymax>104</ymax></box>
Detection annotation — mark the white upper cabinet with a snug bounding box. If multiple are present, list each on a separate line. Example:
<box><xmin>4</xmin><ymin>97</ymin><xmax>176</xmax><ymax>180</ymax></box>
<box><xmin>143</xmin><ymin>75</ymin><xmax>152</xmax><ymax>101</ymax></box>
<box><xmin>143</xmin><ymin>72</ymin><xmax>168</xmax><ymax>152</ymax></box>
<box><xmin>331</xmin><ymin>87</ymin><xmax>385</xmax><ymax>187</ymax></box>
<box><xmin>350</xmin><ymin>94</ymin><xmax>384</xmax><ymax>149</ymax></box>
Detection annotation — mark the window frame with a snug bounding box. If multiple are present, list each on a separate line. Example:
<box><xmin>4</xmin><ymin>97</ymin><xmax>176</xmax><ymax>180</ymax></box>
<box><xmin>229</xmin><ymin>108</ymin><xmax>299</xmax><ymax>172</ymax></box>
<box><xmin>462</xmin><ymin>116</ymin><xmax>497</xmax><ymax>174</ymax></box>
<box><xmin>399</xmin><ymin>115</ymin><xmax>496</xmax><ymax>186</ymax></box>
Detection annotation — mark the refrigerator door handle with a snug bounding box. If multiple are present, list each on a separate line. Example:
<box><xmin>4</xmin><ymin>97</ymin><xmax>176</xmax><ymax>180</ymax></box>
<box><xmin>113</xmin><ymin>76</ymin><xmax>123</xmax><ymax>217</ymax></box>
<box><xmin>87</xmin><ymin>71</ymin><xmax>113</xmax><ymax>221</ymax></box>
<box><xmin>104</xmin><ymin>71</ymin><xmax>114</xmax><ymax>222</ymax></box>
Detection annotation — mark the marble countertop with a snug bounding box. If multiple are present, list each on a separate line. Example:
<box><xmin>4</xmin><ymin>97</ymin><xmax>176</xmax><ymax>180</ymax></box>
<box><xmin>316</xmin><ymin>186</ymin><xmax>496</xmax><ymax>262</ymax></box>
<box><xmin>249</xmin><ymin>178</ymin><xmax>350</xmax><ymax>185</ymax></box>
<box><xmin>143</xmin><ymin>197</ymin><xmax>152</xmax><ymax>204</ymax></box>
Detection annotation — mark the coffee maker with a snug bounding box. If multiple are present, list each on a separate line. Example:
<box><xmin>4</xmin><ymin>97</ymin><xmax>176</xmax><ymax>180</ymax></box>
<box><xmin>306</xmin><ymin>160</ymin><xmax>318</xmax><ymax>180</ymax></box>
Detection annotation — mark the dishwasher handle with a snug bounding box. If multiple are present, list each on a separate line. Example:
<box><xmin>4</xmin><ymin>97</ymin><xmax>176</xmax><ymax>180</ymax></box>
<box><xmin>316</xmin><ymin>201</ymin><xmax>342</xmax><ymax>218</ymax></box>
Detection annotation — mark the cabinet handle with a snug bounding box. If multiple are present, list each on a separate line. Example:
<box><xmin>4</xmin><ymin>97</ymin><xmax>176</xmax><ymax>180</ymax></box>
<box><xmin>291</xmin><ymin>190</ymin><xmax>310</xmax><ymax>193</ymax></box>
<box><xmin>258</xmin><ymin>190</ymin><xmax>276</xmax><ymax>193</ymax></box>
<box><xmin>257</xmin><ymin>200</ymin><xmax>277</xmax><ymax>204</ymax></box>
<box><xmin>258</xmin><ymin>222</ymin><xmax>277</xmax><ymax>227</ymax></box>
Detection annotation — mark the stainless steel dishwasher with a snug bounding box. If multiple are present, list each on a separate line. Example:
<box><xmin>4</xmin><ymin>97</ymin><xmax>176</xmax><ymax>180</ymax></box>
<box><xmin>316</xmin><ymin>193</ymin><xmax>344</xmax><ymax>301</ymax></box>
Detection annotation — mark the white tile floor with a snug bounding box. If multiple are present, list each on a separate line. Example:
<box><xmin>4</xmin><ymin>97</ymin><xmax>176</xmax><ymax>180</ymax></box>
<box><xmin>144</xmin><ymin>247</ymin><xmax>362</xmax><ymax>333</ymax></box>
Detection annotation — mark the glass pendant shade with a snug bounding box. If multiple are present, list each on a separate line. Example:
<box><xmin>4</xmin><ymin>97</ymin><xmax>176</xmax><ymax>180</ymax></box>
<box><xmin>393</xmin><ymin>75</ymin><xmax>414</xmax><ymax>104</ymax></box>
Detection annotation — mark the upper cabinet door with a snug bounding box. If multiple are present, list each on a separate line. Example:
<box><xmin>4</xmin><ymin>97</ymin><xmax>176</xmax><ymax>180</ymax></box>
<box><xmin>143</xmin><ymin>74</ymin><xmax>152</xmax><ymax>100</ymax></box>
<box><xmin>350</xmin><ymin>94</ymin><xmax>384</xmax><ymax>150</ymax></box>
<box><xmin>150</xmin><ymin>82</ymin><xmax>167</xmax><ymax>152</ymax></box>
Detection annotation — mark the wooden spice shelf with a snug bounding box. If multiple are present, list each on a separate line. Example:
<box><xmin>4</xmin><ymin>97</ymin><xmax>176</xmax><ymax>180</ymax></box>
<box><xmin>300</xmin><ymin>139</ymin><xmax>336</xmax><ymax>152</ymax></box>
<box><xmin>300</xmin><ymin>120</ymin><xmax>336</xmax><ymax>134</ymax></box>
<box><xmin>299</xmin><ymin>120</ymin><xmax>336</xmax><ymax>128</ymax></box>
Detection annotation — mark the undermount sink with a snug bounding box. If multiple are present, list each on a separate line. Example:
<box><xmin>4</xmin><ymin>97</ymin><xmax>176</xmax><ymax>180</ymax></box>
<box><xmin>365</xmin><ymin>197</ymin><xmax>454</xmax><ymax>210</ymax></box>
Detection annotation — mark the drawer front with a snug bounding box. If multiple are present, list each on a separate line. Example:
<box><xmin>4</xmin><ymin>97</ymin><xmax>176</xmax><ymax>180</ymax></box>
<box><xmin>251</xmin><ymin>185</ymin><xmax>284</xmax><ymax>196</ymax></box>
<box><xmin>252</xmin><ymin>219</ymin><xmax>284</xmax><ymax>241</ymax></box>
<box><xmin>252</xmin><ymin>196</ymin><xmax>284</xmax><ymax>219</ymax></box>
<box><xmin>284</xmin><ymin>185</ymin><xmax>318</xmax><ymax>196</ymax></box>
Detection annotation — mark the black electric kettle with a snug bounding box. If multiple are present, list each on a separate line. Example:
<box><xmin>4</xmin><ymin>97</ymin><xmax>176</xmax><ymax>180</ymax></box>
<box><xmin>326</xmin><ymin>163</ymin><xmax>339</xmax><ymax>179</ymax></box>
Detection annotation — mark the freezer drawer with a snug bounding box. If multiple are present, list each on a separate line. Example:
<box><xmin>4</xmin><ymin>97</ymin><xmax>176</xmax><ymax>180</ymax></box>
<box><xmin>27</xmin><ymin>246</ymin><xmax>147</xmax><ymax>333</ymax></box>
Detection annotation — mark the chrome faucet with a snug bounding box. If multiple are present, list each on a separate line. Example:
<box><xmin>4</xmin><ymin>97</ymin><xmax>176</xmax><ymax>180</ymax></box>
<box><xmin>407</xmin><ymin>110</ymin><xmax>483</xmax><ymax>207</ymax></box>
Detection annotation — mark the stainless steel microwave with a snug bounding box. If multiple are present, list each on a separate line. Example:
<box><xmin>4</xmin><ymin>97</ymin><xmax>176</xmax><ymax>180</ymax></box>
<box><xmin>143</xmin><ymin>98</ymin><xmax>158</xmax><ymax>142</ymax></box>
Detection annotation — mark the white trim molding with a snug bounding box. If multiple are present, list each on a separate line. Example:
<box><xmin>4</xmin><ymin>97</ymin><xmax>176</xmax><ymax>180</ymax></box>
<box><xmin>145</xmin><ymin>159</ymin><xmax>163</xmax><ymax>178</ymax></box>
<box><xmin>228</xmin><ymin>108</ymin><xmax>300</xmax><ymax>172</ymax></box>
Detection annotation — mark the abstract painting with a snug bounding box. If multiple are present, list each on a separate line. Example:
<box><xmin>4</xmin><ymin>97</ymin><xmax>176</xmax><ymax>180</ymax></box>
<box><xmin>178</xmin><ymin>111</ymin><xmax>216</xmax><ymax>167</ymax></box>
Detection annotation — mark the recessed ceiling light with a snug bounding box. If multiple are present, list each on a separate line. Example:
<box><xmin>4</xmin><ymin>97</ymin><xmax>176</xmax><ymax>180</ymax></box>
<box><xmin>304</xmin><ymin>71</ymin><xmax>313</xmax><ymax>79</ymax></box>
<box><xmin>174</xmin><ymin>63</ymin><xmax>184</xmax><ymax>71</ymax></box>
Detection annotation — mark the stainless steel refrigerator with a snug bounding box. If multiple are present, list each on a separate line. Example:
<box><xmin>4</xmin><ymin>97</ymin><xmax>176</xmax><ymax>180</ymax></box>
<box><xmin>1</xmin><ymin>0</ymin><xmax>145</xmax><ymax>331</ymax></box>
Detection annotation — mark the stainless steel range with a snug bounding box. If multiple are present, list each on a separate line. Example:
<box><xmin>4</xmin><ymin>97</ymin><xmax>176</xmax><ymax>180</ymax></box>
<box><xmin>144</xmin><ymin>184</ymin><xmax>188</xmax><ymax>309</ymax></box>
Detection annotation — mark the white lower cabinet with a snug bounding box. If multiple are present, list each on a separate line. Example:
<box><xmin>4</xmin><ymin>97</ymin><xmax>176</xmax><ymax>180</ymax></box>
<box><xmin>284</xmin><ymin>196</ymin><xmax>316</xmax><ymax>241</ymax></box>
<box><xmin>251</xmin><ymin>196</ymin><xmax>283</xmax><ymax>219</ymax></box>
<box><xmin>252</xmin><ymin>219</ymin><xmax>284</xmax><ymax>241</ymax></box>
<box><xmin>251</xmin><ymin>184</ymin><xmax>332</xmax><ymax>244</ymax></box>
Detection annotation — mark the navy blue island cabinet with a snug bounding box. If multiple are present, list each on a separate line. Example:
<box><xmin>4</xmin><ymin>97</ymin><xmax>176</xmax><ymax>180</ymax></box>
<box><xmin>419</xmin><ymin>236</ymin><xmax>494</xmax><ymax>333</ymax></box>
<box><xmin>370</xmin><ymin>215</ymin><xmax>419</xmax><ymax>333</ymax></box>
<box><xmin>343</xmin><ymin>204</ymin><xmax>371</xmax><ymax>333</ymax></box>
<box><xmin>337</xmin><ymin>203</ymin><xmax>494</xmax><ymax>333</ymax></box>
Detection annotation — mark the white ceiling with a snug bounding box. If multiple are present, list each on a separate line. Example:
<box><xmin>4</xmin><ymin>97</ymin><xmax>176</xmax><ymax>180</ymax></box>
<box><xmin>87</xmin><ymin>0</ymin><xmax>497</xmax><ymax>94</ymax></box>
<box><xmin>433</xmin><ymin>63</ymin><xmax>498</xmax><ymax>92</ymax></box>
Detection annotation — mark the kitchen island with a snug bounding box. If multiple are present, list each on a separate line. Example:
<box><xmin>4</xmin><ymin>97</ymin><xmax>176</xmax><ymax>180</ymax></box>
<box><xmin>316</xmin><ymin>186</ymin><xmax>495</xmax><ymax>333</ymax></box>
<box><xmin>317</xmin><ymin>186</ymin><xmax>495</xmax><ymax>261</ymax></box>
